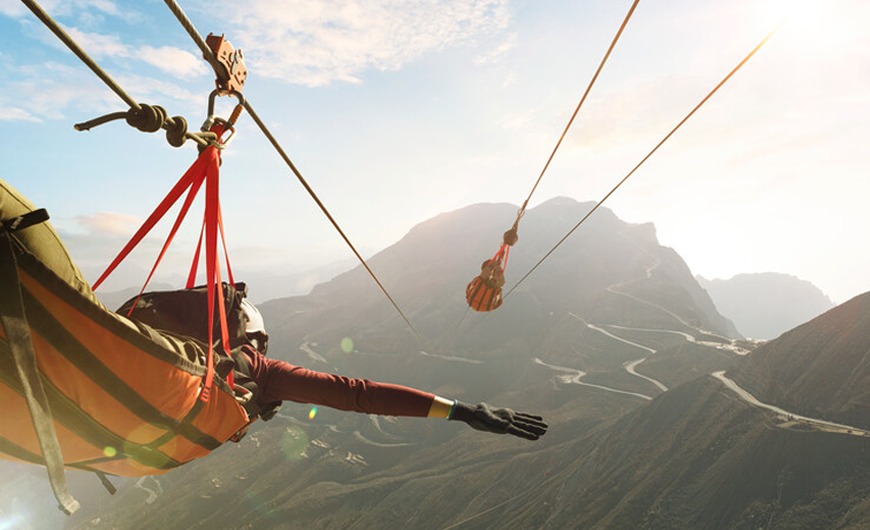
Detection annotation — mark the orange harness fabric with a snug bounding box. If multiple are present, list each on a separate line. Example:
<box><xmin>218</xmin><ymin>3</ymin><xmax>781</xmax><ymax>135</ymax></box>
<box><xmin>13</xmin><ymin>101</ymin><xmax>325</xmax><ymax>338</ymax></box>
<box><xmin>91</xmin><ymin>135</ymin><xmax>235</xmax><ymax>404</ymax></box>
<box><xmin>466</xmin><ymin>244</ymin><xmax>510</xmax><ymax>312</ymax></box>
<box><xmin>0</xmin><ymin>256</ymin><xmax>248</xmax><ymax>476</ymax></box>
<box><xmin>0</xmin><ymin>156</ymin><xmax>248</xmax><ymax>477</ymax></box>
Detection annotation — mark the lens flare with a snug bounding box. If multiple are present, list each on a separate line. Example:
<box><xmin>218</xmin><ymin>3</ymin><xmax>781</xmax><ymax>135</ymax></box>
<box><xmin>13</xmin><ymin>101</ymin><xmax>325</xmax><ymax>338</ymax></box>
<box><xmin>0</xmin><ymin>514</ymin><xmax>28</xmax><ymax>530</ymax></box>
<box><xmin>103</xmin><ymin>446</ymin><xmax>118</xmax><ymax>458</ymax></box>
<box><xmin>308</xmin><ymin>406</ymin><xmax>318</xmax><ymax>420</ymax></box>
<box><xmin>340</xmin><ymin>337</ymin><xmax>354</xmax><ymax>353</ymax></box>
<box><xmin>281</xmin><ymin>426</ymin><xmax>309</xmax><ymax>462</ymax></box>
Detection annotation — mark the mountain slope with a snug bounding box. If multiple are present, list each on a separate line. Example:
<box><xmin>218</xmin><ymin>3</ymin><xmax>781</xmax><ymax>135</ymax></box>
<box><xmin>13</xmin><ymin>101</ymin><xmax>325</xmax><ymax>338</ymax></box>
<box><xmin>223</xmin><ymin>376</ymin><xmax>870</xmax><ymax>530</ymax></box>
<box><xmin>261</xmin><ymin>197</ymin><xmax>739</xmax><ymax>363</ymax></box>
<box><xmin>50</xmin><ymin>190</ymin><xmax>870</xmax><ymax>529</ymax></box>
<box><xmin>698</xmin><ymin>272</ymin><xmax>835</xmax><ymax>340</ymax></box>
<box><xmin>731</xmin><ymin>291</ymin><xmax>870</xmax><ymax>430</ymax></box>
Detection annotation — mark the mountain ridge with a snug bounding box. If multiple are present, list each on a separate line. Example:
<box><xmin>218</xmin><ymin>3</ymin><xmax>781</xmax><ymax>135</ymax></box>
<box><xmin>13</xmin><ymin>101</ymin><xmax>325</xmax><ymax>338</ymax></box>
<box><xmin>732</xmin><ymin>291</ymin><xmax>870</xmax><ymax>430</ymax></box>
<box><xmin>6</xmin><ymin>196</ymin><xmax>868</xmax><ymax>530</ymax></box>
<box><xmin>698</xmin><ymin>272</ymin><xmax>835</xmax><ymax>340</ymax></box>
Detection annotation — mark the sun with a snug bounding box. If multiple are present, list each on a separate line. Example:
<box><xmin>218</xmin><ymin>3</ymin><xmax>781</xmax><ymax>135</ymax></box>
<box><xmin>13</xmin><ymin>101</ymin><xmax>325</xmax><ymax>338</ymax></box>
<box><xmin>752</xmin><ymin>0</ymin><xmax>863</xmax><ymax>55</ymax></box>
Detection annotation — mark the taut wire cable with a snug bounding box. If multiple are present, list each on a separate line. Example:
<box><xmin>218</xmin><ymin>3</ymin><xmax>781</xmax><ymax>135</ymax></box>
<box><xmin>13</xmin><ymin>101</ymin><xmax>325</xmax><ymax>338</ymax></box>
<box><xmin>505</xmin><ymin>27</ymin><xmax>780</xmax><ymax>300</ymax></box>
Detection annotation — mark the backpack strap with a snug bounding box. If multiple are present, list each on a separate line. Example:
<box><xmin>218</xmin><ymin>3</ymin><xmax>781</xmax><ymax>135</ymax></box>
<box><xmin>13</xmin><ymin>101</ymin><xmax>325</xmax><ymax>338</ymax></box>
<box><xmin>0</xmin><ymin>210</ymin><xmax>80</xmax><ymax>514</ymax></box>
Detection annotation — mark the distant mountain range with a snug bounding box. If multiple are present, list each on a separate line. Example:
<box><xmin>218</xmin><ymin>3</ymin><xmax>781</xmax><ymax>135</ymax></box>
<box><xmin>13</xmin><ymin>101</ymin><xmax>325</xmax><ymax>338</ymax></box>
<box><xmin>7</xmin><ymin>198</ymin><xmax>869</xmax><ymax>530</ymax></box>
<box><xmin>698</xmin><ymin>273</ymin><xmax>835</xmax><ymax>340</ymax></box>
<box><xmin>261</xmin><ymin>197</ymin><xmax>739</xmax><ymax>361</ymax></box>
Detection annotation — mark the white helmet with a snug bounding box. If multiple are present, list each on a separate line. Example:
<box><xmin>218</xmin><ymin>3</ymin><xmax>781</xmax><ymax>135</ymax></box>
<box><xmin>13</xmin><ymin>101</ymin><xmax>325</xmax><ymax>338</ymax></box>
<box><xmin>240</xmin><ymin>298</ymin><xmax>269</xmax><ymax>352</ymax></box>
<box><xmin>240</xmin><ymin>299</ymin><xmax>265</xmax><ymax>334</ymax></box>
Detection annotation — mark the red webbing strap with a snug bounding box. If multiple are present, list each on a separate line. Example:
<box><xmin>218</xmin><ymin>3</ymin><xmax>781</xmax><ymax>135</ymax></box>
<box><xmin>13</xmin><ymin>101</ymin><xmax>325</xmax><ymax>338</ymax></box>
<box><xmin>186</xmin><ymin>223</ymin><xmax>205</xmax><ymax>288</ymax></box>
<box><xmin>124</xmin><ymin>175</ymin><xmax>206</xmax><ymax>317</ymax></box>
<box><xmin>492</xmin><ymin>243</ymin><xmax>510</xmax><ymax>271</ymax></box>
<box><xmin>91</xmin><ymin>123</ymin><xmax>235</xmax><ymax>404</ymax></box>
<box><xmin>201</xmin><ymin>149</ymin><xmax>233</xmax><ymax>401</ymax></box>
<box><xmin>500</xmin><ymin>244</ymin><xmax>511</xmax><ymax>270</ymax></box>
<box><xmin>91</xmin><ymin>155</ymin><xmax>211</xmax><ymax>292</ymax></box>
<box><xmin>218</xmin><ymin>208</ymin><xmax>235</xmax><ymax>287</ymax></box>
<box><xmin>187</xmin><ymin>208</ymin><xmax>234</xmax><ymax>288</ymax></box>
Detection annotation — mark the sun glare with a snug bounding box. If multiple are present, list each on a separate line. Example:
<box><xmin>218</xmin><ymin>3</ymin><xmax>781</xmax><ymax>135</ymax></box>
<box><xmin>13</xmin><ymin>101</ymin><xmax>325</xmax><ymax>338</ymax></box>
<box><xmin>754</xmin><ymin>0</ymin><xmax>861</xmax><ymax>54</ymax></box>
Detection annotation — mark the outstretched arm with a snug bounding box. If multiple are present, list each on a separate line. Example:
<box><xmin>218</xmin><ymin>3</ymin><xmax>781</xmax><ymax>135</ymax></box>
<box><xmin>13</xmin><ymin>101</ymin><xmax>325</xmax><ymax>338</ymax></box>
<box><xmin>248</xmin><ymin>352</ymin><xmax>548</xmax><ymax>440</ymax></box>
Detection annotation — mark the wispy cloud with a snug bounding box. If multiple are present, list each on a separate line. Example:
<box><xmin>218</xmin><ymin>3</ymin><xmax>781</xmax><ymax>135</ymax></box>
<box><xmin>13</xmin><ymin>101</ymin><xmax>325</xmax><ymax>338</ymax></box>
<box><xmin>0</xmin><ymin>107</ymin><xmax>41</xmax><ymax>122</ymax></box>
<box><xmin>74</xmin><ymin>211</ymin><xmax>140</xmax><ymax>236</ymax></box>
<box><xmin>63</xmin><ymin>28</ymin><xmax>207</xmax><ymax>79</ymax></box>
<box><xmin>111</xmin><ymin>72</ymin><xmax>205</xmax><ymax>111</ymax></box>
<box><xmin>65</xmin><ymin>27</ymin><xmax>129</xmax><ymax>59</ymax></box>
<box><xmin>474</xmin><ymin>32</ymin><xmax>516</xmax><ymax>65</ymax></box>
<box><xmin>0</xmin><ymin>62</ymin><xmax>119</xmax><ymax>121</ymax></box>
<box><xmin>139</xmin><ymin>45</ymin><xmax>209</xmax><ymax>78</ymax></box>
<box><xmin>218</xmin><ymin>0</ymin><xmax>511</xmax><ymax>86</ymax></box>
<box><xmin>1</xmin><ymin>0</ymin><xmax>131</xmax><ymax>22</ymax></box>
<box><xmin>0</xmin><ymin>0</ymin><xmax>28</xmax><ymax>17</ymax></box>
<box><xmin>0</xmin><ymin>57</ymin><xmax>204</xmax><ymax>123</ymax></box>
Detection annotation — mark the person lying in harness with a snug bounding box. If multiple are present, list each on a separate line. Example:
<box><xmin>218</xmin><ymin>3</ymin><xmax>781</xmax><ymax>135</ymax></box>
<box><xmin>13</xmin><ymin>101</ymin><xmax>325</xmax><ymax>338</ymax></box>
<box><xmin>119</xmin><ymin>282</ymin><xmax>548</xmax><ymax>442</ymax></box>
<box><xmin>0</xmin><ymin>178</ymin><xmax>546</xmax><ymax>463</ymax></box>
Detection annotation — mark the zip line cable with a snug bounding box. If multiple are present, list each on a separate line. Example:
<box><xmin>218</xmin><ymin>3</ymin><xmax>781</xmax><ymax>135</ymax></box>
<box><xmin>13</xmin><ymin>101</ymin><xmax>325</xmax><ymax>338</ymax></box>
<box><xmin>511</xmin><ymin>0</ymin><xmax>640</xmax><ymax>230</ymax></box>
<box><xmin>20</xmin><ymin>0</ymin><xmax>209</xmax><ymax>148</ymax></box>
<box><xmin>20</xmin><ymin>0</ymin><xmax>420</xmax><ymax>339</ymax></box>
<box><xmin>161</xmin><ymin>0</ymin><xmax>422</xmax><ymax>339</ymax></box>
<box><xmin>20</xmin><ymin>0</ymin><xmax>138</xmax><ymax>109</ymax></box>
<box><xmin>504</xmin><ymin>27</ymin><xmax>780</xmax><ymax>300</ymax></box>
<box><xmin>20</xmin><ymin>0</ymin><xmax>776</xmax><ymax>339</ymax></box>
<box><xmin>461</xmin><ymin>0</ymin><xmax>638</xmax><ymax>319</ymax></box>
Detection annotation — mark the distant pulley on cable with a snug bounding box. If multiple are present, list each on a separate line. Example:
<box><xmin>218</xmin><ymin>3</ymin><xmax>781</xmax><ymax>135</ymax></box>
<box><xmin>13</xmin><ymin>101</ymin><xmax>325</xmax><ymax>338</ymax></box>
<box><xmin>464</xmin><ymin>0</ymin><xmax>641</xmax><ymax>313</ymax></box>
<box><xmin>465</xmin><ymin>225</ymin><xmax>518</xmax><ymax>312</ymax></box>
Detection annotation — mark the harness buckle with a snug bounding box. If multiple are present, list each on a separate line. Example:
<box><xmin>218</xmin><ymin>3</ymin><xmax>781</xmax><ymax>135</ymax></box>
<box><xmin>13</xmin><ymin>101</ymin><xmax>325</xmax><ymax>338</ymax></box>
<box><xmin>1</xmin><ymin>209</ymin><xmax>50</xmax><ymax>233</ymax></box>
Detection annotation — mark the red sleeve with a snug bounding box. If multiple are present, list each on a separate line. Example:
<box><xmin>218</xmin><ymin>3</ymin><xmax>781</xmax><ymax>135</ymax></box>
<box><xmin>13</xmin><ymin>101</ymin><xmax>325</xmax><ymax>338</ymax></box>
<box><xmin>243</xmin><ymin>349</ymin><xmax>435</xmax><ymax>417</ymax></box>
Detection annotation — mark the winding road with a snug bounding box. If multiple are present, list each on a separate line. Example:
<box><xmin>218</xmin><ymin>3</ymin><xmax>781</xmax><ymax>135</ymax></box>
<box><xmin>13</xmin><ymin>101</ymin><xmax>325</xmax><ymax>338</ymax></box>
<box><xmin>536</xmin><ymin>314</ymin><xmax>870</xmax><ymax>439</ymax></box>
<box><xmin>534</xmin><ymin>358</ymin><xmax>653</xmax><ymax>400</ymax></box>
<box><xmin>713</xmin><ymin>371</ymin><xmax>870</xmax><ymax>437</ymax></box>
<box><xmin>568</xmin><ymin>313</ymin><xmax>668</xmax><ymax>394</ymax></box>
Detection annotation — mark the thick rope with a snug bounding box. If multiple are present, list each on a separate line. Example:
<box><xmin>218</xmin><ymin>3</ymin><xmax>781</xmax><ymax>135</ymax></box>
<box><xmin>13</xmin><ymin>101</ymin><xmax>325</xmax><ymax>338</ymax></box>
<box><xmin>161</xmin><ymin>0</ymin><xmax>226</xmax><ymax>81</ymax></box>
<box><xmin>241</xmin><ymin>103</ymin><xmax>422</xmax><ymax>338</ymax></box>
<box><xmin>22</xmin><ymin>0</ymin><xmax>207</xmax><ymax>147</ymax></box>
<box><xmin>511</xmin><ymin>0</ymin><xmax>641</xmax><ymax>229</ymax></box>
<box><xmin>20</xmin><ymin>0</ymin><xmax>139</xmax><ymax>110</ymax></box>
<box><xmin>162</xmin><ymin>0</ymin><xmax>422</xmax><ymax>340</ymax></box>
<box><xmin>505</xmin><ymin>27</ymin><xmax>780</xmax><ymax>300</ymax></box>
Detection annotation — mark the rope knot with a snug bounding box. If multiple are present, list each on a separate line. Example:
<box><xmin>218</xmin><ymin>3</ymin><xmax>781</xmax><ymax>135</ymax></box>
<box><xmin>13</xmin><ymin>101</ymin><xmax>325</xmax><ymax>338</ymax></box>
<box><xmin>165</xmin><ymin>116</ymin><xmax>188</xmax><ymax>147</ymax></box>
<box><xmin>503</xmin><ymin>226</ymin><xmax>519</xmax><ymax>247</ymax></box>
<box><xmin>126</xmin><ymin>104</ymin><xmax>167</xmax><ymax>133</ymax></box>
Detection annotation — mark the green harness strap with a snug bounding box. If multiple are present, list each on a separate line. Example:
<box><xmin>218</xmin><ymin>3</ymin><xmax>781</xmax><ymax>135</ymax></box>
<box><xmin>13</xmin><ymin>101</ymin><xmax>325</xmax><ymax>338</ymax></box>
<box><xmin>0</xmin><ymin>209</ymin><xmax>80</xmax><ymax>515</ymax></box>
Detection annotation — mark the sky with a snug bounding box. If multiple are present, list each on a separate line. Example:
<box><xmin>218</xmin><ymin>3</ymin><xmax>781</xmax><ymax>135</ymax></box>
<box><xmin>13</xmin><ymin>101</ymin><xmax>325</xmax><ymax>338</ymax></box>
<box><xmin>0</xmin><ymin>0</ymin><xmax>868</xmax><ymax>304</ymax></box>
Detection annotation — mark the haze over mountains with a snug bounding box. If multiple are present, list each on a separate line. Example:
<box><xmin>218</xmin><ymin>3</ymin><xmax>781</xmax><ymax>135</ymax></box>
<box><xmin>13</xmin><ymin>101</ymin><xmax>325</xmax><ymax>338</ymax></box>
<box><xmin>4</xmin><ymin>198</ymin><xmax>868</xmax><ymax>529</ymax></box>
<box><xmin>698</xmin><ymin>273</ymin><xmax>835</xmax><ymax>340</ymax></box>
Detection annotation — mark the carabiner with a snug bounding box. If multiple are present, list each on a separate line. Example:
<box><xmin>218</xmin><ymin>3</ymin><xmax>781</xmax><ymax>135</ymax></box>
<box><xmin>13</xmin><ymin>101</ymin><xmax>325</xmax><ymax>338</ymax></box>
<box><xmin>201</xmin><ymin>89</ymin><xmax>245</xmax><ymax>148</ymax></box>
<box><xmin>206</xmin><ymin>89</ymin><xmax>245</xmax><ymax>121</ymax></box>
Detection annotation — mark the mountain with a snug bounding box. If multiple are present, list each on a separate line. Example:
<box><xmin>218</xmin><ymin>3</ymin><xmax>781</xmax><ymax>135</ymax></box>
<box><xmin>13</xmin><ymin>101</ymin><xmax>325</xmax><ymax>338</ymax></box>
<box><xmin>731</xmin><ymin>291</ymin><xmax>870</xmax><ymax>431</ymax></box>
<box><xmin>261</xmin><ymin>197</ymin><xmax>739</xmax><ymax>363</ymax></box>
<box><xmin>16</xmin><ymin>198</ymin><xmax>868</xmax><ymax>529</ymax></box>
<box><xmin>698</xmin><ymin>272</ymin><xmax>835</xmax><ymax>340</ymax></box>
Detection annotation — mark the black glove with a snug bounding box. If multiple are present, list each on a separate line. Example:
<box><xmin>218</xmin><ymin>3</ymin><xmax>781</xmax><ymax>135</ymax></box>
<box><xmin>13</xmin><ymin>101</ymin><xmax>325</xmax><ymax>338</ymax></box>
<box><xmin>450</xmin><ymin>401</ymin><xmax>548</xmax><ymax>440</ymax></box>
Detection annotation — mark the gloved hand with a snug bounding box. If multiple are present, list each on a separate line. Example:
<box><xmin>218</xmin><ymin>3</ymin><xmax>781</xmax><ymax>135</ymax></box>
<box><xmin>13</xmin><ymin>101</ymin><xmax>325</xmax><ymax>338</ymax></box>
<box><xmin>450</xmin><ymin>401</ymin><xmax>548</xmax><ymax>440</ymax></box>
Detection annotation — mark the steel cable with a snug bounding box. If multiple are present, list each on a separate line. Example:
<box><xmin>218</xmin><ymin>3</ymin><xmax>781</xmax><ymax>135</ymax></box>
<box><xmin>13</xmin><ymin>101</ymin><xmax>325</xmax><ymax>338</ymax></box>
<box><xmin>505</xmin><ymin>27</ymin><xmax>780</xmax><ymax>300</ymax></box>
<box><xmin>162</xmin><ymin>0</ymin><xmax>422</xmax><ymax>339</ymax></box>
